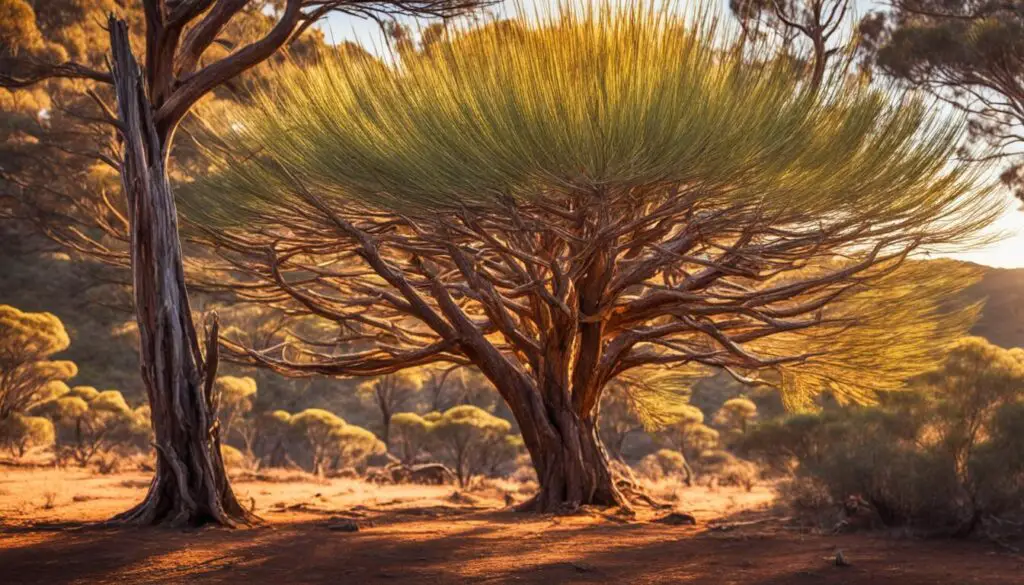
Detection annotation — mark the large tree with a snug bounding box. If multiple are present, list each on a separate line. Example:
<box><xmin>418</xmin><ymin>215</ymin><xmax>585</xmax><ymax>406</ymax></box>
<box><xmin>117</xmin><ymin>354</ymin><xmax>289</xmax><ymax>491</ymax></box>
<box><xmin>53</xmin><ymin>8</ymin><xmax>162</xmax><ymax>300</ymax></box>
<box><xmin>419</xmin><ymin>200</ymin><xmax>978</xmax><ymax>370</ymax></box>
<box><xmin>189</xmin><ymin>7</ymin><xmax>1001</xmax><ymax>512</ymax></box>
<box><xmin>0</xmin><ymin>0</ymin><xmax>482</xmax><ymax>527</ymax></box>
<box><xmin>858</xmin><ymin>0</ymin><xmax>1024</xmax><ymax>201</ymax></box>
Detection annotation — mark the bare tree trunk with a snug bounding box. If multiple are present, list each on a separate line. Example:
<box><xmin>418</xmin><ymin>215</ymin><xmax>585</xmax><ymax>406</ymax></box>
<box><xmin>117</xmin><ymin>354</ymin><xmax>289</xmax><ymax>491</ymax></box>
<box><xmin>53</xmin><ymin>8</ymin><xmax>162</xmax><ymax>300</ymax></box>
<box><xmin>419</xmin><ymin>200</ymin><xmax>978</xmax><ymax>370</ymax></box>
<box><xmin>106</xmin><ymin>20</ymin><xmax>251</xmax><ymax>527</ymax></box>
<box><xmin>516</xmin><ymin>407</ymin><xmax>625</xmax><ymax>512</ymax></box>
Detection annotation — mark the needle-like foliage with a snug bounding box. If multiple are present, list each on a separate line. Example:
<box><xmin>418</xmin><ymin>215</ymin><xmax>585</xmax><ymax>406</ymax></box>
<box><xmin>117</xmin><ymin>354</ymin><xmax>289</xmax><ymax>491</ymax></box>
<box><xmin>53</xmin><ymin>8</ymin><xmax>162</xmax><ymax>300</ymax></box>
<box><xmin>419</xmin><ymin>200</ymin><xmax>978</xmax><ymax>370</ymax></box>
<box><xmin>186</xmin><ymin>1</ymin><xmax>1005</xmax><ymax>510</ymax></box>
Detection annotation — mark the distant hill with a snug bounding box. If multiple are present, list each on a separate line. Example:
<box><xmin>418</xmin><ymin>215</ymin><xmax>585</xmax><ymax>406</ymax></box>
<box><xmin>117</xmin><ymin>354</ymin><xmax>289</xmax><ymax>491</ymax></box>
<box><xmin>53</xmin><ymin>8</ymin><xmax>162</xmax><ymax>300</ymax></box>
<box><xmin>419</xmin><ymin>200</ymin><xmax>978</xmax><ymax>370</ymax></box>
<box><xmin>962</xmin><ymin>264</ymin><xmax>1024</xmax><ymax>349</ymax></box>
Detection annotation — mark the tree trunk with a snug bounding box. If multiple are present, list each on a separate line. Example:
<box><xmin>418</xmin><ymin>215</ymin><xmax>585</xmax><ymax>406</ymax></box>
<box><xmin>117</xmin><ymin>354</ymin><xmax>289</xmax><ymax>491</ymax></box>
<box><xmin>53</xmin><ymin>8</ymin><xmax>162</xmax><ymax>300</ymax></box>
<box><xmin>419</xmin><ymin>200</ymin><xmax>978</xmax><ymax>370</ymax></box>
<box><xmin>516</xmin><ymin>406</ymin><xmax>626</xmax><ymax>513</ymax></box>
<box><xmin>106</xmin><ymin>20</ymin><xmax>251</xmax><ymax>527</ymax></box>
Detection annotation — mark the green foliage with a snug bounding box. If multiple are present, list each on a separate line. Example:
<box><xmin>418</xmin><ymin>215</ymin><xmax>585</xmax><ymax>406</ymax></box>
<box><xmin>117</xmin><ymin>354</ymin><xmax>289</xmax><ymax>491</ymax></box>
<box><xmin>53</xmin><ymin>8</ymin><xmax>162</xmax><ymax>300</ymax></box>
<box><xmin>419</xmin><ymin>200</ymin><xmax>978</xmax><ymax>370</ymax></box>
<box><xmin>214</xmin><ymin>375</ymin><xmax>258</xmax><ymax>445</ymax></box>
<box><xmin>750</xmin><ymin>338</ymin><xmax>1024</xmax><ymax>533</ymax></box>
<box><xmin>430</xmin><ymin>405</ymin><xmax>517</xmax><ymax>487</ymax></box>
<box><xmin>32</xmin><ymin>388</ymin><xmax>142</xmax><ymax>467</ymax></box>
<box><xmin>612</xmin><ymin>366</ymin><xmax>706</xmax><ymax>431</ymax></box>
<box><xmin>637</xmin><ymin>448</ymin><xmax>691</xmax><ymax>482</ymax></box>
<box><xmin>0</xmin><ymin>305</ymin><xmax>77</xmax><ymax>420</ymax></box>
<box><xmin>390</xmin><ymin>412</ymin><xmax>434</xmax><ymax>463</ymax></box>
<box><xmin>201</xmin><ymin>3</ymin><xmax>992</xmax><ymax>222</ymax></box>
<box><xmin>0</xmin><ymin>413</ymin><xmax>55</xmax><ymax>458</ymax></box>
<box><xmin>220</xmin><ymin>444</ymin><xmax>247</xmax><ymax>470</ymax></box>
<box><xmin>859</xmin><ymin>0</ymin><xmax>1024</xmax><ymax>199</ymax></box>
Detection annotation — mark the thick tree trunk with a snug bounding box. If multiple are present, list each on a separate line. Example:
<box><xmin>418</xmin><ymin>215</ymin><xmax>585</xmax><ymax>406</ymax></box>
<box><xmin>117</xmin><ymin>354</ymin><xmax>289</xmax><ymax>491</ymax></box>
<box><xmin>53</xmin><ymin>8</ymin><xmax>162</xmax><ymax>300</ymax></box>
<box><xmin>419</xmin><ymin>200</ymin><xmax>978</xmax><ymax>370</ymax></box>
<box><xmin>106</xmin><ymin>20</ymin><xmax>251</xmax><ymax>527</ymax></box>
<box><xmin>516</xmin><ymin>406</ymin><xmax>626</xmax><ymax>513</ymax></box>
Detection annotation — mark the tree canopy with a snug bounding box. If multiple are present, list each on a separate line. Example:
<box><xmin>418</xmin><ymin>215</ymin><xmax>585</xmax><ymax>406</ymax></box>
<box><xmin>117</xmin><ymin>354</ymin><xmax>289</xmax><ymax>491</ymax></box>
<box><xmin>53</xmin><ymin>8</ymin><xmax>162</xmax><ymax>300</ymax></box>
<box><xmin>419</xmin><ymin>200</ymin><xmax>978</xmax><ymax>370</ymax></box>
<box><xmin>859</xmin><ymin>0</ymin><xmax>1024</xmax><ymax>201</ymax></box>
<box><xmin>186</xmin><ymin>3</ymin><xmax>1004</xmax><ymax>511</ymax></box>
<box><xmin>0</xmin><ymin>304</ymin><xmax>77</xmax><ymax>420</ymax></box>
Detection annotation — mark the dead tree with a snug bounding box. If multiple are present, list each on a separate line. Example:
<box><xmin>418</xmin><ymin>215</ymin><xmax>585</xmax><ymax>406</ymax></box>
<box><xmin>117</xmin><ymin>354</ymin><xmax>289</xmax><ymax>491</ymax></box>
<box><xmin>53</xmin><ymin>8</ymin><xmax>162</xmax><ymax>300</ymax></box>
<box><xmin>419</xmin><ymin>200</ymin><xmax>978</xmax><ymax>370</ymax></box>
<box><xmin>0</xmin><ymin>0</ymin><xmax>483</xmax><ymax>527</ymax></box>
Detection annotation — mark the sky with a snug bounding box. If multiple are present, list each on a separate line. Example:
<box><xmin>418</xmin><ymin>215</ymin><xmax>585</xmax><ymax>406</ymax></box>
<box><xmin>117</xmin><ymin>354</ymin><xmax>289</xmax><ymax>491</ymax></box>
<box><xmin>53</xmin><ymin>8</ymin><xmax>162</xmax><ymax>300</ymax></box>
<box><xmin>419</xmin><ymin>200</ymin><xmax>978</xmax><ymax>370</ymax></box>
<box><xmin>318</xmin><ymin>3</ymin><xmax>1024</xmax><ymax>269</ymax></box>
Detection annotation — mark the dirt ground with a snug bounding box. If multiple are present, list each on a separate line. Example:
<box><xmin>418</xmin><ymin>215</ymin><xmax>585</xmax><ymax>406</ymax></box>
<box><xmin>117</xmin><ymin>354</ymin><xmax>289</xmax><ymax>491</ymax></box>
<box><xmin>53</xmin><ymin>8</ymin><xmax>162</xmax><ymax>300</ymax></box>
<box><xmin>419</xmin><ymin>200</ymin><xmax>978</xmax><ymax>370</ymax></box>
<box><xmin>2</xmin><ymin>464</ymin><xmax>1022</xmax><ymax>584</ymax></box>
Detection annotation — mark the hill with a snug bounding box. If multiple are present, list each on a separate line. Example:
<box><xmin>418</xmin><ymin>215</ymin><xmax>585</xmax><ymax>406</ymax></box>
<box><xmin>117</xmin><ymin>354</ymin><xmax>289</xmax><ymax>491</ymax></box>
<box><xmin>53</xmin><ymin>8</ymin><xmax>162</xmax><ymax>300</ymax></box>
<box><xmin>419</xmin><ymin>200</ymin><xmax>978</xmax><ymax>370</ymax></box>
<box><xmin>964</xmin><ymin>263</ymin><xmax>1024</xmax><ymax>349</ymax></box>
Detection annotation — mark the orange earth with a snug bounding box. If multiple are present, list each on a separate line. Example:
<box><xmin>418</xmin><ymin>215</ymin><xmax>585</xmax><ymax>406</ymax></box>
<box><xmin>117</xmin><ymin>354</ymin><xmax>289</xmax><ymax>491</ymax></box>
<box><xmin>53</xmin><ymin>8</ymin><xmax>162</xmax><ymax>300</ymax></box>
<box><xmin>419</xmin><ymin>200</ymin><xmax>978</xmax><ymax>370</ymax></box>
<box><xmin>1</xmin><ymin>464</ymin><xmax>1021</xmax><ymax>584</ymax></box>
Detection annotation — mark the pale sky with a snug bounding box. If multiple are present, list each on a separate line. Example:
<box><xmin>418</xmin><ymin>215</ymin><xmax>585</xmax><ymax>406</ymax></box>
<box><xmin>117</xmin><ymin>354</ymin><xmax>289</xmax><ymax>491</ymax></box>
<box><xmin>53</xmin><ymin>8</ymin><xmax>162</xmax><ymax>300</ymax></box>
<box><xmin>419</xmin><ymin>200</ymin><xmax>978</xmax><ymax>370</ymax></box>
<box><xmin>318</xmin><ymin>4</ymin><xmax>1024</xmax><ymax>269</ymax></box>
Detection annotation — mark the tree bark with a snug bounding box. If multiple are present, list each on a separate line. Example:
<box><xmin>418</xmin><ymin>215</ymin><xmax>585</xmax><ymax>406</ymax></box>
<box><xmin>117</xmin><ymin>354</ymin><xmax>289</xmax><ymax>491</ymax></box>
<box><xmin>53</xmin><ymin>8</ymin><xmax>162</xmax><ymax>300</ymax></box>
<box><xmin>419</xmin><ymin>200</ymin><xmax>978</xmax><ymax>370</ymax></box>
<box><xmin>106</xmin><ymin>19</ymin><xmax>251</xmax><ymax>527</ymax></box>
<box><xmin>513</xmin><ymin>401</ymin><xmax>626</xmax><ymax>513</ymax></box>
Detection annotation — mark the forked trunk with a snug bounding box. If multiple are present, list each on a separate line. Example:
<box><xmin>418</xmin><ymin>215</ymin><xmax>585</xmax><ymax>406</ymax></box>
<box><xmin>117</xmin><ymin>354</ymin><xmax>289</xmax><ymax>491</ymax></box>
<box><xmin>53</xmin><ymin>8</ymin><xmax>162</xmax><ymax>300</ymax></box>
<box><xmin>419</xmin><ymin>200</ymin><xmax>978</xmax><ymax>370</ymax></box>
<box><xmin>106</xmin><ymin>21</ymin><xmax>251</xmax><ymax>527</ymax></box>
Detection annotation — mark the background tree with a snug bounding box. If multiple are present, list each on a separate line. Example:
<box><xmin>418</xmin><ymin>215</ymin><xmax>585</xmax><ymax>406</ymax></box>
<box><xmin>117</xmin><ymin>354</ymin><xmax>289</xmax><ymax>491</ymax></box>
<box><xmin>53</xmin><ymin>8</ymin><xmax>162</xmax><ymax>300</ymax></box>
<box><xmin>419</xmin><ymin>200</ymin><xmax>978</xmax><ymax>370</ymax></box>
<box><xmin>597</xmin><ymin>387</ymin><xmax>644</xmax><ymax>461</ymax></box>
<box><xmin>0</xmin><ymin>0</ymin><xmax>484</xmax><ymax>527</ymax></box>
<box><xmin>715</xmin><ymin>397</ymin><xmax>759</xmax><ymax>445</ymax></box>
<box><xmin>192</xmin><ymin>6</ymin><xmax>1001</xmax><ymax>512</ymax></box>
<box><xmin>916</xmin><ymin>336</ymin><xmax>1024</xmax><ymax>477</ymax></box>
<box><xmin>421</xmin><ymin>365</ymin><xmax>496</xmax><ymax>412</ymax></box>
<box><xmin>34</xmin><ymin>387</ymin><xmax>140</xmax><ymax>467</ymax></box>
<box><xmin>859</xmin><ymin>0</ymin><xmax>1024</xmax><ymax>201</ymax></box>
<box><xmin>0</xmin><ymin>413</ymin><xmax>55</xmax><ymax>458</ymax></box>
<box><xmin>287</xmin><ymin>408</ymin><xmax>346</xmax><ymax>475</ymax></box>
<box><xmin>430</xmin><ymin>405</ymin><xmax>514</xmax><ymax>488</ymax></box>
<box><xmin>213</xmin><ymin>375</ymin><xmax>257</xmax><ymax>446</ymax></box>
<box><xmin>259</xmin><ymin>409</ymin><xmax>292</xmax><ymax>468</ymax></box>
<box><xmin>357</xmin><ymin>370</ymin><xmax>426</xmax><ymax>448</ymax></box>
<box><xmin>730</xmin><ymin>0</ymin><xmax>851</xmax><ymax>90</ymax></box>
<box><xmin>0</xmin><ymin>305</ymin><xmax>76</xmax><ymax>421</ymax></box>
<box><xmin>390</xmin><ymin>411</ymin><xmax>433</xmax><ymax>463</ymax></box>
<box><xmin>637</xmin><ymin>448</ymin><xmax>690</xmax><ymax>483</ymax></box>
<box><xmin>328</xmin><ymin>423</ymin><xmax>386</xmax><ymax>471</ymax></box>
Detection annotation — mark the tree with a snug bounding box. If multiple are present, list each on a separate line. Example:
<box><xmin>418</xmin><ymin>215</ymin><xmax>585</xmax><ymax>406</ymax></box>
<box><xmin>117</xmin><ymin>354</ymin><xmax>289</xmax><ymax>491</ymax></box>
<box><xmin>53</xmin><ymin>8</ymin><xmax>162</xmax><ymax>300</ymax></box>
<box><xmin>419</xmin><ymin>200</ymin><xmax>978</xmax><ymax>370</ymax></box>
<box><xmin>357</xmin><ymin>371</ymin><xmax>425</xmax><ymax>448</ymax></box>
<box><xmin>430</xmin><ymin>405</ymin><xmax>515</xmax><ymax>488</ymax></box>
<box><xmin>731</xmin><ymin>0</ymin><xmax>851</xmax><ymax>91</ymax></box>
<box><xmin>917</xmin><ymin>336</ymin><xmax>1024</xmax><ymax>477</ymax></box>
<box><xmin>259</xmin><ymin>409</ymin><xmax>293</xmax><ymax>468</ymax></box>
<box><xmin>213</xmin><ymin>375</ymin><xmax>257</xmax><ymax>446</ymax></box>
<box><xmin>287</xmin><ymin>408</ymin><xmax>345</xmax><ymax>475</ymax></box>
<box><xmin>194</xmin><ymin>7</ymin><xmax>1001</xmax><ymax>512</ymax></box>
<box><xmin>421</xmin><ymin>365</ymin><xmax>496</xmax><ymax>412</ymax></box>
<box><xmin>34</xmin><ymin>388</ymin><xmax>140</xmax><ymax>466</ymax></box>
<box><xmin>715</xmin><ymin>397</ymin><xmax>759</xmax><ymax>437</ymax></box>
<box><xmin>858</xmin><ymin>0</ymin><xmax>1024</xmax><ymax>201</ymax></box>
<box><xmin>328</xmin><ymin>423</ymin><xmax>386</xmax><ymax>471</ymax></box>
<box><xmin>390</xmin><ymin>411</ymin><xmax>433</xmax><ymax>463</ymax></box>
<box><xmin>597</xmin><ymin>387</ymin><xmax>644</xmax><ymax>461</ymax></box>
<box><xmin>0</xmin><ymin>413</ymin><xmax>55</xmax><ymax>458</ymax></box>
<box><xmin>637</xmin><ymin>449</ymin><xmax>690</xmax><ymax>483</ymax></box>
<box><xmin>657</xmin><ymin>404</ymin><xmax>711</xmax><ymax>484</ymax></box>
<box><xmin>0</xmin><ymin>0</ymin><xmax>484</xmax><ymax>527</ymax></box>
<box><xmin>0</xmin><ymin>305</ymin><xmax>76</xmax><ymax>421</ymax></box>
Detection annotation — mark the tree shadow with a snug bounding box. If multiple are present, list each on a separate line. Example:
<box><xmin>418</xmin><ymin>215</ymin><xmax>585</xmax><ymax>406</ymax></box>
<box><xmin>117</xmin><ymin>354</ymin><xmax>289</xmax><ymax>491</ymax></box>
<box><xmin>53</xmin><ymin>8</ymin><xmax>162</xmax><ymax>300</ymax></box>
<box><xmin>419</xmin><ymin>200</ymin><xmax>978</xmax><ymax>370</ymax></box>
<box><xmin>1</xmin><ymin>506</ymin><xmax>1021</xmax><ymax>584</ymax></box>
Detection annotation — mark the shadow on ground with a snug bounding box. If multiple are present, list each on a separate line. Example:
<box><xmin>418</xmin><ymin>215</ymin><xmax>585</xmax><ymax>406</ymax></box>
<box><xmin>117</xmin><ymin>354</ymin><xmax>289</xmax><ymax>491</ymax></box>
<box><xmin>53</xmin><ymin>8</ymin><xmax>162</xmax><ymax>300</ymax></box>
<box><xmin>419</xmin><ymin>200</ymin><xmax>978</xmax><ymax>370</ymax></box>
<box><xmin>2</xmin><ymin>505</ymin><xmax>1022</xmax><ymax>585</ymax></box>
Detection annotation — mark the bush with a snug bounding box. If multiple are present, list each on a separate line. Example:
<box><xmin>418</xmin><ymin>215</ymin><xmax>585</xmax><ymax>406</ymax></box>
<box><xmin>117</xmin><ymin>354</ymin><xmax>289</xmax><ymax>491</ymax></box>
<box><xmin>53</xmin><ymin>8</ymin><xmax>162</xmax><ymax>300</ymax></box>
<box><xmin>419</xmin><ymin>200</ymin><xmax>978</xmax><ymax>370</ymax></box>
<box><xmin>636</xmin><ymin>449</ymin><xmax>691</xmax><ymax>483</ymax></box>
<box><xmin>221</xmin><ymin>444</ymin><xmax>248</xmax><ymax>470</ymax></box>
<box><xmin>760</xmin><ymin>394</ymin><xmax>1024</xmax><ymax>535</ymax></box>
<box><xmin>32</xmin><ymin>388</ymin><xmax>144</xmax><ymax>466</ymax></box>
<box><xmin>697</xmin><ymin>449</ymin><xmax>757</xmax><ymax>490</ymax></box>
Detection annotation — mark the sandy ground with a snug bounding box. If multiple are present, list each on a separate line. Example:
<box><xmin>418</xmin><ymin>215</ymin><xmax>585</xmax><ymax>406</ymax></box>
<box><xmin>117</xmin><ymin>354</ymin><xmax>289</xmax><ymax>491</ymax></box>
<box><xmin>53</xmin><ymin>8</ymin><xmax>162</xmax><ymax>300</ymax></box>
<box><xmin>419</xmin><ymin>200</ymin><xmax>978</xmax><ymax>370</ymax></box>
<box><xmin>2</xmin><ymin>464</ymin><xmax>1022</xmax><ymax>584</ymax></box>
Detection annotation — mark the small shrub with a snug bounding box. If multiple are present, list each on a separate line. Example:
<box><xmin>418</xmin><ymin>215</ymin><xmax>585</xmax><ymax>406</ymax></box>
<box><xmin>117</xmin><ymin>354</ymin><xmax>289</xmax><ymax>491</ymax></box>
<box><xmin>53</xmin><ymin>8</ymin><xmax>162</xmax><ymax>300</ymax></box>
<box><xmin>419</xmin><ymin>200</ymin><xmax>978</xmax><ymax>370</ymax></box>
<box><xmin>41</xmin><ymin>491</ymin><xmax>57</xmax><ymax>510</ymax></box>
<box><xmin>636</xmin><ymin>449</ymin><xmax>692</xmax><ymax>484</ymax></box>
<box><xmin>697</xmin><ymin>449</ymin><xmax>758</xmax><ymax>490</ymax></box>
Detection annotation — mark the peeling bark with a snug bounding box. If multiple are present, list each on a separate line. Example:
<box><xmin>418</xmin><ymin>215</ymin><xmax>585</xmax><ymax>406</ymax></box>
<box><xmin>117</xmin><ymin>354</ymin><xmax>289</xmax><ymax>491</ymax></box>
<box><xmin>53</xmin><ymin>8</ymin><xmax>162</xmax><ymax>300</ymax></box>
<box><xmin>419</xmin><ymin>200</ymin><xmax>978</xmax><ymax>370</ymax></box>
<box><xmin>106</xmin><ymin>19</ymin><xmax>252</xmax><ymax>527</ymax></box>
